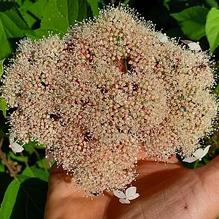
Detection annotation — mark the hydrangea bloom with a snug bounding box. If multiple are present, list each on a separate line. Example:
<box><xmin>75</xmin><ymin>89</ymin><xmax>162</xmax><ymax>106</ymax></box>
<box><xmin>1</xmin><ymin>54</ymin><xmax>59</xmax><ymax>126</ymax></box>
<box><xmin>9</xmin><ymin>134</ymin><xmax>24</xmax><ymax>153</ymax></box>
<box><xmin>2</xmin><ymin>6</ymin><xmax>218</xmax><ymax>195</ymax></box>
<box><xmin>183</xmin><ymin>145</ymin><xmax>211</xmax><ymax>163</ymax></box>
<box><xmin>113</xmin><ymin>186</ymin><xmax>140</xmax><ymax>204</ymax></box>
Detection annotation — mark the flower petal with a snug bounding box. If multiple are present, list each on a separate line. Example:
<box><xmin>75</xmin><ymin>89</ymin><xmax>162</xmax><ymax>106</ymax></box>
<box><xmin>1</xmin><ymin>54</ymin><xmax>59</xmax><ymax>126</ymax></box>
<box><xmin>113</xmin><ymin>190</ymin><xmax>126</xmax><ymax>199</ymax></box>
<box><xmin>128</xmin><ymin>193</ymin><xmax>140</xmax><ymax>200</ymax></box>
<box><xmin>119</xmin><ymin>198</ymin><xmax>130</xmax><ymax>204</ymax></box>
<box><xmin>193</xmin><ymin>148</ymin><xmax>204</xmax><ymax>159</ymax></box>
<box><xmin>156</xmin><ymin>32</ymin><xmax>168</xmax><ymax>43</ymax></box>
<box><xmin>125</xmin><ymin>186</ymin><xmax>137</xmax><ymax>198</ymax></box>
<box><xmin>188</xmin><ymin>42</ymin><xmax>201</xmax><ymax>51</ymax></box>
<box><xmin>202</xmin><ymin>145</ymin><xmax>211</xmax><ymax>158</ymax></box>
<box><xmin>10</xmin><ymin>142</ymin><xmax>24</xmax><ymax>153</ymax></box>
<box><xmin>183</xmin><ymin>156</ymin><xmax>197</xmax><ymax>163</ymax></box>
<box><xmin>9</xmin><ymin>134</ymin><xmax>15</xmax><ymax>145</ymax></box>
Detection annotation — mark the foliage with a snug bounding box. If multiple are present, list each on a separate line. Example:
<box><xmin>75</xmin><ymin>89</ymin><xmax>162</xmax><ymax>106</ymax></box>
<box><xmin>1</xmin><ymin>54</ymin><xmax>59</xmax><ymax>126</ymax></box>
<box><xmin>165</xmin><ymin>0</ymin><xmax>219</xmax><ymax>52</ymax></box>
<box><xmin>171</xmin><ymin>6</ymin><xmax>209</xmax><ymax>41</ymax></box>
<box><xmin>0</xmin><ymin>0</ymin><xmax>100</xmax><ymax>59</ymax></box>
<box><xmin>0</xmin><ymin>0</ymin><xmax>218</xmax><ymax>218</ymax></box>
<box><xmin>206</xmin><ymin>7</ymin><xmax>219</xmax><ymax>51</ymax></box>
<box><xmin>1</xmin><ymin>175</ymin><xmax>48</xmax><ymax>219</ymax></box>
<box><xmin>0</xmin><ymin>98</ymin><xmax>7</xmax><ymax>118</ymax></box>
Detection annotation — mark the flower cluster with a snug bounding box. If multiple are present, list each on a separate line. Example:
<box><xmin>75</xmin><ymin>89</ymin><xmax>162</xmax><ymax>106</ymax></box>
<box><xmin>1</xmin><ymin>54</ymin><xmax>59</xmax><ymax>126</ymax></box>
<box><xmin>2</xmin><ymin>6</ymin><xmax>218</xmax><ymax>195</ymax></box>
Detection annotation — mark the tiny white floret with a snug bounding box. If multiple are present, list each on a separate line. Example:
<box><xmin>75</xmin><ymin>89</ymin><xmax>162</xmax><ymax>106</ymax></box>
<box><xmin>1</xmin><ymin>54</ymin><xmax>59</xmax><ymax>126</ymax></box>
<box><xmin>9</xmin><ymin>134</ymin><xmax>24</xmax><ymax>153</ymax></box>
<box><xmin>183</xmin><ymin>145</ymin><xmax>211</xmax><ymax>163</ymax></box>
<box><xmin>188</xmin><ymin>42</ymin><xmax>201</xmax><ymax>51</ymax></box>
<box><xmin>113</xmin><ymin>186</ymin><xmax>140</xmax><ymax>204</ymax></box>
<box><xmin>156</xmin><ymin>32</ymin><xmax>169</xmax><ymax>43</ymax></box>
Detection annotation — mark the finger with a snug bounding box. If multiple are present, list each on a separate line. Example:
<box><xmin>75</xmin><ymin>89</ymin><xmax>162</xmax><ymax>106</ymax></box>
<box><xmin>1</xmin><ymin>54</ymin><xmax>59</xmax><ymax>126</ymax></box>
<box><xmin>137</xmin><ymin>149</ymin><xmax>180</xmax><ymax>164</ymax></box>
<box><xmin>48</xmin><ymin>165</ymin><xmax>89</xmax><ymax>199</ymax></box>
<box><xmin>194</xmin><ymin>155</ymin><xmax>219</xmax><ymax>218</ymax></box>
<box><xmin>45</xmin><ymin>166</ymin><xmax>114</xmax><ymax>219</ymax></box>
<box><xmin>197</xmin><ymin>155</ymin><xmax>219</xmax><ymax>178</ymax></box>
<box><xmin>136</xmin><ymin>159</ymin><xmax>182</xmax><ymax>180</ymax></box>
<box><xmin>49</xmin><ymin>165</ymin><xmax>72</xmax><ymax>184</ymax></box>
<box><xmin>46</xmin><ymin>166</ymin><xmax>113</xmax><ymax>219</ymax></box>
<box><xmin>199</xmin><ymin>155</ymin><xmax>219</xmax><ymax>185</ymax></box>
<box><xmin>205</xmin><ymin>155</ymin><xmax>219</xmax><ymax>171</ymax></box>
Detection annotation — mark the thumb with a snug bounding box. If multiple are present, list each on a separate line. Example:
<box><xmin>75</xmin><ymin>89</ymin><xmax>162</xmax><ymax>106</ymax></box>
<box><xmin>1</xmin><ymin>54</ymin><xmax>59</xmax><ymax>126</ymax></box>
<box><xmin>205</xmin><ymin>155</ymin><xmax>219</xmax><ymax>171</ymax></box>
<box><xmin>45</xmin><ymin>166</ymin><xmax>112</xmax><ymax>219</ymax></box>
<box><xmin>199</xmin><ymin>155</ymin><xmax>219</xmax><ymax>181</ymax></box>
<box><xmin>196</xmin><ymin>155</ymin><xmax>219</xmax><ymax>206</ymax></box>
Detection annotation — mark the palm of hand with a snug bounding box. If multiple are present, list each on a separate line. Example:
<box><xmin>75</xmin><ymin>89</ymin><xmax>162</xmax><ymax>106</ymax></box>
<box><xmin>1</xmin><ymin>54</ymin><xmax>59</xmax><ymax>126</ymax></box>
<box><xmin>45</xmin><ymin>157</ymin><xmax>219</xmax><ymax>219</ymax></box>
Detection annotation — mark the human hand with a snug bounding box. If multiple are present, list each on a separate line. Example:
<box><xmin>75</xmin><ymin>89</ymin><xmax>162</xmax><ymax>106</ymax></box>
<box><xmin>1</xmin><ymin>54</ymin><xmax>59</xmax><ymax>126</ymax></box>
<box><xmin>44</xmin><ymin>156</ymin><xmax>219</xmax><ymax>219</ymax></box>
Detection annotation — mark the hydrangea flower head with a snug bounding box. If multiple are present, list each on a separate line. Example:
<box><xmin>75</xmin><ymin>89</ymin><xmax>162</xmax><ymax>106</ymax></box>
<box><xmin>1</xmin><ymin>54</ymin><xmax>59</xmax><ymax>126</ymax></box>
<box><xmin>2</xmin><ymin>6</ymin><xmax>218</xmax><ymax>195</ymax></box>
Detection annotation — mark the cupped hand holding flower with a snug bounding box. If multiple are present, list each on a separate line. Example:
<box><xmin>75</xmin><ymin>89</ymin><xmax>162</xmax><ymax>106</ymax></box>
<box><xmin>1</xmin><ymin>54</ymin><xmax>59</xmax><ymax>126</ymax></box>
<box><xmin>45</xmin><ymin>156</ymin><xmax>219</xmax><ymax>219</ymax></box>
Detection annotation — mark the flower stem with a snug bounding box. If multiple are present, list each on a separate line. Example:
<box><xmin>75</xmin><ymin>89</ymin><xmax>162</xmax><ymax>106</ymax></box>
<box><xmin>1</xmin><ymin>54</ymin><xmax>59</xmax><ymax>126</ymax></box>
<box><xmin>0</xmin><ymin>138</ymin><xmax>17</xmax><ymax>177</ymax></box>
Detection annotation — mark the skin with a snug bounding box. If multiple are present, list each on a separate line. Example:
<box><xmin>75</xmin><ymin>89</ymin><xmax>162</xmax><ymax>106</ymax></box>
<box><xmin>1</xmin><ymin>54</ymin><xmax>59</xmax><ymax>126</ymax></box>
<box><xmin>44</xmin><ymin>156</ymin><xmax>219</xmax><ymax>219</ymax></box>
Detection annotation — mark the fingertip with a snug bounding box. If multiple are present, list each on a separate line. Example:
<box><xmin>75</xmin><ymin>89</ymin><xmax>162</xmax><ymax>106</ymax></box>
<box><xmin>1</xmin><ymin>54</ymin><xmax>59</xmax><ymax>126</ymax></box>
<box><xmin>196</xmin><ymin>155</ymin><xmax>219</xmax><ymax>187</ymax></box>
<box><xmin>205</xmin><ymin>155</ymin><xmax>219</xmax><ymax>171</ymax></box>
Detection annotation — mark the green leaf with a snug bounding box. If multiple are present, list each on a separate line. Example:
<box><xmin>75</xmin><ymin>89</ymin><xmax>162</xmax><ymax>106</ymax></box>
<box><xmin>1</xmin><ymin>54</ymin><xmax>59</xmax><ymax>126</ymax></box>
<box><xmin>0</xmin><ymin>173</ymin><xmax>12</xmax><ymax>203</ymax></box>
<box><xmin>78</xmin><ymin>0</ymin><xmax>88</xmax><ymax>21</ymax></box>
<box><xmin>33</xmin><ymin>142</ymin><xmax>45</xmax><ymax>149</ymax></box>
<box><xmin>206</xmin><ymin>8</ymin><xmax>219</xmax><ymax>52</ymax></box>
<box><xmin>163</xmin><ymin>0</ymin><xmax>171</xmax><ymax>10</ymax></box>
<box><xmin>40</xmin><ymin>0</ymin><xmax>68</xmax><ymax>34</ymax></box>
<box><xmin>86</xmin><ymin>0</ymin><xmax>99</xmax><ymax>16</ymax></box>
<box><xmin>20</xmin><ymin>0</ymin><xmax>48</xmax><ymax>19</ymax></box>
<box><xmin>1</xmin><ymin>175</ymin><xmax>48</xmax><ymax>219</ymax></box>
<box><xmin>8</xmin><ymin>151</ymin><xmax>28</xmax><ymax>163</ymax></box>
<box><xmin>0</xmin><ymin>8</ymin><xmax>30</xmax><ymax>59</ymax></box>
<box><xmin>67</xmin><ymin>0</ymin><xmax>79</xmax><ymax>25</ymax></box>
<box><xmin>171</xmin><ymin>6</ymin><xmax>209</xmax><ymax>40</ymax></box>
<box><xmin>25</xmin><ymin>29</ymin><xmax>56</xmax><ymax>39</ymax></box>
<box><xmin>123</xmin><ymin>0</ymin><xmax>130</xmax><ymax>5</ymax></box>
<box><xmin>0</xmin><ymin>9</ymin><xmax>29</xmax><ymax>38</ymax></box>
<box><xmin>0</xmin><ymin>97</ymin><xmax>7</xmax><ymax>118</ymax></box>
<box><xmin>22</xmin><ymin>167</ymin><xmax>35</xmax><ymax>177</ymax></box>
<box><xmin>0</xmin><ymin>59</ymin><xmax>4</xmax><ymax>78</ymax></box>
<box><xmin>0</xmin><ymin>20</ymin><xmax>11</xmax><ymax>59</ymax></box>
<box><xmin>23</xmin><ymin>141</ymin><xmax>45</xmax><ymax>154</ymax></box>
<box><xmin>16</xmin><ymin>0</ymin><xmax>24</xmax><ymax>6</ymax></box>
<box><xmin>205</xmin><ymin>0</ymin><xmax>218</xmax><ymax>8</ymax></box>
<box><xmin>0</xmin><ymin>175</ymin><xmax>29</xmax><ymax>219</ymax></box>
<box><xmin>22</xmin><ymin>166</ymin><xmax>49</xmax><ymax>182</ymax></box>
<box><xmin>215</xmin><ymin>83</ymin><xmax>219</xmax><ymax>95</ymax></box>
<box><xmin>41</xmin><ymin>0</ymin><xmax>79</xmax><ymax>34</ymax></box>
<box><xmin>36</xmin><ymin>158</ymin><xmax>50</xmax><ymax>170</ymax></box>
<box><xmin>18</xmin><ymin>8</ymin><xmax>36</xmax><ymax>28</ymax></box>
<box><xmin>0</xmin><ymin>162</ymin><xmax>5</xmax><ymax>172</ymax></box>
<box><xmin>23</xmin><ymin>141</ymin><xmax>35</xmax><ymax>154</ymax></box>
<box><xmin>9</xmin><ymin>178</ymin><xmax>48</xmax><ymax>219</ymax></box>
<box><xmin>23</xmin><ymin>141</ymin><xmax>44</xmax><ymax>153</ymax></box>
<box><xmin>17</xmin><ymin>0</ymin><xmax>48</xmax><ymax>28</ymax></box>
